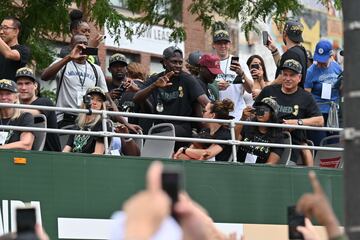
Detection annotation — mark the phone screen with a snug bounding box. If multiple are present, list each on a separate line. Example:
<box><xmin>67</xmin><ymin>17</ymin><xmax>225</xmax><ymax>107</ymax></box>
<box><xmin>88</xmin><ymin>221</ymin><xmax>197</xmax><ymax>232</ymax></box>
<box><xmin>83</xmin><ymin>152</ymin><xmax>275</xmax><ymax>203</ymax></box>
<box><xmin>288</xmin><ymin>206</ymin><xmax>305</xmax><ymax>240</ymax></box>
<box><xmin>231</xmin><ymin>57</ymin><xmax>239</xmax><ymax>65</ymax></box>
<box><xmin>81</xmin><ymin>47</ymin><xmax>98</xmax><ymax>56</ymax></box>
<box><xmin>16</xmin><ymin>208</ymin><xmax>36</xmax><ymax>233</ymax></box>
<box><xmin>262</xmin><ymin>31</ymin><xmax>269</xmax><ymax>46</ymax></box>
<box><xmin>162</xmin><ymin>165</ymin><xmax>183</xmax><ymax>220</ymax></box>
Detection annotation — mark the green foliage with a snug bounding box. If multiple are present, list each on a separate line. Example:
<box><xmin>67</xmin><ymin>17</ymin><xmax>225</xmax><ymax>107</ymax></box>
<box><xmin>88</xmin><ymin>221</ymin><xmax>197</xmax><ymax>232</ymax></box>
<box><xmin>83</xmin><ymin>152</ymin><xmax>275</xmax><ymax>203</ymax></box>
<box><xmin>40</xmin><ymin>88</ymin><xmax>56</xmax><ymax>105</ymax></box>
<box><xmin>0</xmin><ymin>0</ymin><xmax>340</xmax><ymax>72</ymax></box>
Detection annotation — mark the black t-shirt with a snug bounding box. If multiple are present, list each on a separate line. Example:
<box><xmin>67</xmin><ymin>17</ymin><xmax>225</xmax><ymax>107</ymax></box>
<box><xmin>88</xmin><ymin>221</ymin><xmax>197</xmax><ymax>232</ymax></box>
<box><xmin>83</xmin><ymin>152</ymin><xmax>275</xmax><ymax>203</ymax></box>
<box><xmin>143</xmin><ymin>71</ymin><xmax>205</xmax><ymax>124</ymax></box>
<box><xmin>66</xmin><ymin>120</ymin><xmax>110</xmax><ymax>154</ymax></box>
<box><xmin>275</xmin><ymin>45</ymin><xmax>308</xmax><ymax>88</ymax></box>
<box><xmin>198</xmin><ymin>78</ymin><xmax>217</xmax><ymax>102</ymax></box>
<box><xmin>212</xmin><ymin>126</ymin><xmax>232</xmax><ymax>161</ymax></box>
<box><xmin>1</xmin><ymin>112</ymin><xmax>34</xmax><ymax>144</ymax></box>
<box><xmin>0</xmin><ymin>44</ymin><xmax>30</xmax><ymax>80</ymax></box>
<box><xmin>31</xmin><ymin>97</ymin><xmax>62</xmax><ymax>152</ymax></box>
<box><xmin>237</xmin><ymin>125</ymin><xmax>284</xmax><ymax>164</ymax></box>
<box><xmin>255</xmin><ymin>84</ymin><xmax>322</xmax><ymax>143</ymax></box>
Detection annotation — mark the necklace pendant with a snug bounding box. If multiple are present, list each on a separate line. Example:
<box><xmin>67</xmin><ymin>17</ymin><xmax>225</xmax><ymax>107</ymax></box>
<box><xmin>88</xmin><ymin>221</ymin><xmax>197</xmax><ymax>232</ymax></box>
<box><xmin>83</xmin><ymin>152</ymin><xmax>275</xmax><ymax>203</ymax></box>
<box><xmin>156</xmin><ymin>102</ymin><xmax>164</xmax><ymax>112</ymax></box>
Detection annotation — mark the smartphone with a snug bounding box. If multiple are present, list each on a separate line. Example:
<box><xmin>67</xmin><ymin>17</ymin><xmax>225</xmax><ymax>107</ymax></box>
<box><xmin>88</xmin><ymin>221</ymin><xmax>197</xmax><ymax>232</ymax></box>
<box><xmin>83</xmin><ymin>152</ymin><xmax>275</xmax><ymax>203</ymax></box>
<box><xmin>288</xmin><ymin>206</ymin><xmax>305</xmax><ymax>240</ymax></box>
<box><xmin>262</xmin><ymin>31</ymin><xmax>270</xmax><ymax>46</ymax></box>
<box><xmin>250</xmin><ymin>63</ymin><xmax>260</xmax><ymax>70</ymax></box>
<box><xmin>81</xmin><ymin>47</ymin><xmax>98</xmax><ymax>56</ymax></box>
<box><xmin>16</xmin><ymin>207</ymin><xmax>36</xmax><ymax>234</ymax></box>
<box><xmin>162</xmin><ymin>165</ymin><xmax>183</xmax><ymax>204</ymax></box>
<box><xmin>231</xmin><ymin>56</ymin><xmax>239</xmax><ymax>65</ymax></box>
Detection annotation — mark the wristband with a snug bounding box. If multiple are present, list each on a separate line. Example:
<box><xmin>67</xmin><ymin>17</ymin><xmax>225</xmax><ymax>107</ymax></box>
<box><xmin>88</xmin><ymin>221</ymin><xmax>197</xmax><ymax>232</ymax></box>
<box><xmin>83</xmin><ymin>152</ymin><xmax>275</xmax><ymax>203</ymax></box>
<box><xmin>182</xmin><ymin>147</ymin><xmax>188</xmax><ymax>154</ymax></box>
<box><xmin>124</xmin><ymin>138</ymin><xmax>133</xmax><ymax>143</ymax></box>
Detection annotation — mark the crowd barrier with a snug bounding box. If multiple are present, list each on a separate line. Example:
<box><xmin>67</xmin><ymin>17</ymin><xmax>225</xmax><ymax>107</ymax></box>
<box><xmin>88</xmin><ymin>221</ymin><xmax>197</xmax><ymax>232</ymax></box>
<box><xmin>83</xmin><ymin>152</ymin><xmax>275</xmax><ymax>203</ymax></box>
<box><xmin>0</xmin><ymin>103</ymin><xmax>344</xmax><ymax>162</ymax></box>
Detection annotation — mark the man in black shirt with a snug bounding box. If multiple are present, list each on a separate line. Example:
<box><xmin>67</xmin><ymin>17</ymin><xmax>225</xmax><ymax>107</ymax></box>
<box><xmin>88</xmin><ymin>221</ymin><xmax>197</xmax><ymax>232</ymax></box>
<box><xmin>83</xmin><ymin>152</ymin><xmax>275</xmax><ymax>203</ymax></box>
<box><xmin>255</xmin><ymin>59</ymin><xmax>324</xmax><ymax>166</ymax></box>
<box><xmin>15</xmin><ymin>67</ymin><xmax>62</xmax><ymax>151</ymax></box>
<box><xmin>269</xmin><ymin>20</ymin><xmax>308</xmax><ymax>88</ymax></box>
<box><xmin>0</xmin><ymin>17</ymin><xmax>30</xmax><ymax>80</ymax></box>
<box><xmin>134</xmin><ymin>46</ymin><xmax>210</xmax><ymax>148</ymax></box>
<box><xmin>198</xmin><ymin>54</ymin><xmax>222</xmax><ymax>101</ymax></box>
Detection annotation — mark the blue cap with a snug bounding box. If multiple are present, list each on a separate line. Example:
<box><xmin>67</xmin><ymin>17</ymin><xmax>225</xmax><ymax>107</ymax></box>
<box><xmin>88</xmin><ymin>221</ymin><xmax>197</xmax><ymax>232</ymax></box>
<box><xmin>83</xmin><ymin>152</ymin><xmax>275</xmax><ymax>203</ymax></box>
<box><xmin>314</xmin><ymin>40</ymin><xmax>333</xmax><ymax>63</ymax></box>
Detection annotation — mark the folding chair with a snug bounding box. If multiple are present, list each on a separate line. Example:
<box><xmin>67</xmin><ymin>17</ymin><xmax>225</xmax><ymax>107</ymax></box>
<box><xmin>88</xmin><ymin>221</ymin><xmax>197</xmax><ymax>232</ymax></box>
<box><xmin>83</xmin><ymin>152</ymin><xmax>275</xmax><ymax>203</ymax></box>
<box><xmin>141</xmin><ymin>123</ymin><xmax>175</xmax><ymax>158</ymax></box>
<box><xmin>31</xmin><ymin>114</ymin><xmax>47</xmax><ymax>151</ymax></box>
<box><xmin>314</xmin><ymin>135</ymin><xmax>343</xmax><ymax>168</ymax></box>
<box><xmin>59</xmin><ymin>124</ymin><xmax>76</xmax><ymax>149</ymax></box>
<box><xmin>279</xmin><ymin>131</ymin><xmax>292</xmax><ymax>165</ymax></box>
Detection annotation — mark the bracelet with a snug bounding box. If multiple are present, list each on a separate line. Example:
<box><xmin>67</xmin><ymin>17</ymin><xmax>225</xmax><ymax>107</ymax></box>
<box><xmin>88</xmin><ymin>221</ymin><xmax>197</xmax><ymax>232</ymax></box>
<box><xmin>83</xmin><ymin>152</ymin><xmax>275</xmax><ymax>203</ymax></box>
<box><xmin>271</xmin><ymin>49</ymin><xmax>279</xmax><ymax>55</ymax></box>
<box><xmin>124</xmin><ymin>138</ymin><xmax>133</xmax><ymax>143</ymax></box>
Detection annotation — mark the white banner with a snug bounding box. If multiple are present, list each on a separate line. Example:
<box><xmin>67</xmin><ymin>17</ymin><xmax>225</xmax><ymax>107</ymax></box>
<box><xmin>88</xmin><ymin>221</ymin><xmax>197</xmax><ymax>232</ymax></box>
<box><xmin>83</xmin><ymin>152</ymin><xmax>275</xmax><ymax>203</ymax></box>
<box><xmin>105</xmin><ymin>23</ymin><xmax>185</xmax><ymax>55</ymax></box>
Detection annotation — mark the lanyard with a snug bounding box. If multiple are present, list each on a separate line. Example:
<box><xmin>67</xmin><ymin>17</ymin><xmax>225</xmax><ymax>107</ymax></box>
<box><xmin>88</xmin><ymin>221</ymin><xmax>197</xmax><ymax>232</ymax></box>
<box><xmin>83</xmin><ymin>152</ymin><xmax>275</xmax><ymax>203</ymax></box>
<box><xmin>0</xmin><ymin>118</ymin><xmax>11</xmax><ymax>132</ymax></box>
<box><xmin>72</xmin><ymin>62</ymin><xmax>88</xmax><ymax>89</ymax></box>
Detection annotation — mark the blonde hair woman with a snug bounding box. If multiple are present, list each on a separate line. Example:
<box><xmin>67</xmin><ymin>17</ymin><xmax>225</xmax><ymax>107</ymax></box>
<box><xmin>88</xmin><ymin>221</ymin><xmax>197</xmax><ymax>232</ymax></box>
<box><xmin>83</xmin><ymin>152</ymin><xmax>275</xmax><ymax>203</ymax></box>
<box><xmin>63</xmin><ymin>87</ymin><xmax>109</xmax><ymax>154</ymax></box>
<box><xmin>0</xmin><ymin>79</ymin><xmax>34</xmax><ymax>150</ymax></box>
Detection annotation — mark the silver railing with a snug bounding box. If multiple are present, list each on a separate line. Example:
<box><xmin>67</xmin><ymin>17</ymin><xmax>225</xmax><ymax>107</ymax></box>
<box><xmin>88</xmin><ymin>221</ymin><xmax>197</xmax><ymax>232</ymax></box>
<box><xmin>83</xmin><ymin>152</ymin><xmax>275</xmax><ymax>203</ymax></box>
<box><xmin>0</xmin><ymin>103</ymin><xmax>344</xmax><ymax>162</ymax></box>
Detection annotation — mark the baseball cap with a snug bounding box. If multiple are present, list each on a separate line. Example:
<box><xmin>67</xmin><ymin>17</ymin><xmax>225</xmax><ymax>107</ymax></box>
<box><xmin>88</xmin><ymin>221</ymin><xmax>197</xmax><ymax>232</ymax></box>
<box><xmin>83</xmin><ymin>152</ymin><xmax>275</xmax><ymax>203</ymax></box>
<box><xmin>199</xmin><ymin>54</ymin><xmax>223</xmax><ymax>75</ymax></box>
<box><xmin>15</xmin><ymin>67</ymin><xmax>36</xmax><ymax>82</ymax></box>
<box><xmin>0</xmin><ymin>79</ymin><xmax>17</xmax><ymax>93</ymax></box>
<box><xmin>187</xmin><ymin>50</ymin><xmax>203</xmax><ymax>67</ymax></box>
<box><xmin>162</xmin><ymin>46</ymin><xmax>183</xmax><ymax>59</ymax></box>
<box><xmin>85</xmin><ymin>87</ymin><xmax>106</xmax><ymax>101</ymax></box>
<box><xmin>213</xmin><ymin>29</ymin><xmax>231</xmax><ymax>43</ymax></box>
<box><xmin>281</xmin><ymin>59</ymin><xmax>302</xmax><ymax>74</ymax></box>
<box><xmin>254</xmin><ymin>97</ymin><xmax>279</xmax><ymax>116</ymax></box>
<box><xmin>284</xmin><ymin>20</ymin><xmax>304</xmax><ymax>43</ymax></box>
<box><xmin>313</xmin><ymin>40</ymin><xmax>333</xmax><ymax>63</ymax></box>
<box><xmin>109</xmin><ymin>53</ymin><xmax>128</xmax><ymax>67</ymax></box>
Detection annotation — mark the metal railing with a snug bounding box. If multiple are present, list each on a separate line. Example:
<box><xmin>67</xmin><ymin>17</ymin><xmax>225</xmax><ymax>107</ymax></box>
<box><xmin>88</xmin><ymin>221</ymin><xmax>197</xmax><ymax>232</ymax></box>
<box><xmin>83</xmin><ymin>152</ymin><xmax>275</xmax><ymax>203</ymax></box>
<box><xmin>0</xmin><ymin>103</ymin><xmax>344</xmax><ymax>162</ymax></box>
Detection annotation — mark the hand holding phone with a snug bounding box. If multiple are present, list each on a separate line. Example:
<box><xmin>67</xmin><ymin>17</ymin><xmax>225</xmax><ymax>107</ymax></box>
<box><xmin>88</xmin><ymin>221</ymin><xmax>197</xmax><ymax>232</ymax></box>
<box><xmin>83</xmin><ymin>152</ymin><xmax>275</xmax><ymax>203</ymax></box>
<box><xmin>81</xmin><ymin>47</ymin><xmax>98</xmax><ymax>56</ymax></box>
<box><xmin>288</xmin><ymin>205</ymin><xmax>305</xmax><ymax>239</ymax></box>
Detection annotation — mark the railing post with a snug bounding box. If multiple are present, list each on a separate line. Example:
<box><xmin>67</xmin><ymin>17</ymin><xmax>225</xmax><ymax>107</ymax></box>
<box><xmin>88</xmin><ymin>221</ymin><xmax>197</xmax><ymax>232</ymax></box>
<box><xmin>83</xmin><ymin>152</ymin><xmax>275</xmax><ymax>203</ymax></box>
<box><xmin>230</xmin><ymin>120</ymin><xmax>237</xmax><ymax>162</ymax></box>
<box><xmin>102</xmin><ymin>110</ymin><xmax>110</xmax><ymax>155</ymax></box>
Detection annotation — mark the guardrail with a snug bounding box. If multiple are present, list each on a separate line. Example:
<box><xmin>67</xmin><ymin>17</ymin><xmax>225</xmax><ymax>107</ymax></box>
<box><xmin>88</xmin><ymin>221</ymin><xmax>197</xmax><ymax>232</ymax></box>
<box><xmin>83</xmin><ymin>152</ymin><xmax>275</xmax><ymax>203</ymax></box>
<box><xmin>0</xmin><ymin>103</ymin><xmax>344</xmax><ymax>162</ymax></box>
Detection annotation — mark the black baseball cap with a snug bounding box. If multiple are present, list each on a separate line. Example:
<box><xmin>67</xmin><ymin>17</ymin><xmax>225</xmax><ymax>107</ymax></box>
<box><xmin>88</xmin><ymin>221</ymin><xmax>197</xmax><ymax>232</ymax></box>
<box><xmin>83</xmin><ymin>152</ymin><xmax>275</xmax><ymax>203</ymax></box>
<box><xmin>213</xmin><ymin>29</ymin><xmax>231</xmax><ymax>43</ymax></box>
<box><xmin>163</xmin><ymin>46</ymin><xmax>183</xmax><ymax>59</ymax></box>
<box><xmin>254</xmin><ymin>97</ymin><xmax>279</xmax><ymax>116</ymax></box>
<box><xmin>85</xmin><ymin>87</ymin><xmax>106</xmax><ymax>101</ymax></box>
<box><xmin>0</xmin><ymin>79</ymin><xmax>17</xmax><ymax>93</ymax></box>
<box><xmin>281</xmin><ymin>59</ymin><xmax>302</xmax><ymax>74</ymax></box>
<box><xmin>109</xmin><ymin>53</ymin><xmax>128</xmax><ymax>67</ymax></box>
<box><xmin>187</xmin><ymin>50</ymin><xmax>203</xmax><ymax>67</ymax></box>
<box><xmin>15</xmin><ymin>67</ymin><xmax>36</xmax><ymax>82</ymax></box>
<box><xmin>284</xmin><ymin>20</ymin><xmax>304</xmax><ymax>43</ymax></box>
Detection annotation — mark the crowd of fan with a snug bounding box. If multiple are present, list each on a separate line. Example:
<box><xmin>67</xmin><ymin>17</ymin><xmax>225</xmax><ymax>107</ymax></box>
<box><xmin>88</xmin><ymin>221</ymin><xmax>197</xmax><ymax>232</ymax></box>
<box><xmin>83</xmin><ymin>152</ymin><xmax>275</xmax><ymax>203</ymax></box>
<box><xmin>0</xmin><ymin>11</ymin><xmax>343</xmax><ymax>166</ymax></box>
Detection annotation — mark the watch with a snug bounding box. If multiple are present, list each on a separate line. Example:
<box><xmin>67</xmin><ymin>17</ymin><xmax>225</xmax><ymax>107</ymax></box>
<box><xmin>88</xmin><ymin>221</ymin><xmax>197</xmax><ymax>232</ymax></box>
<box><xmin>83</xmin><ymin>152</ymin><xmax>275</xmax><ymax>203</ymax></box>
<box><xmin>297</xmin><ymin>119</ymin><xmax>304</xmax><ymax>125</ymax></box>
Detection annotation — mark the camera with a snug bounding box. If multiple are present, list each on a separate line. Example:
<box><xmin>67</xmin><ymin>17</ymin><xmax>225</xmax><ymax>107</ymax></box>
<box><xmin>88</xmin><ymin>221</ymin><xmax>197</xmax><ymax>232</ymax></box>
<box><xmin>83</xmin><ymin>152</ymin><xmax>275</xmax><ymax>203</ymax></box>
<box><xmin>117</xmin><ymin>82</ymin><xmax>126</xmax><ymax>95</ymax></box>
<box><xmin>83</xmin><ymin>94</ymin><xmax>92</xmax><ymax>109</ymax></box>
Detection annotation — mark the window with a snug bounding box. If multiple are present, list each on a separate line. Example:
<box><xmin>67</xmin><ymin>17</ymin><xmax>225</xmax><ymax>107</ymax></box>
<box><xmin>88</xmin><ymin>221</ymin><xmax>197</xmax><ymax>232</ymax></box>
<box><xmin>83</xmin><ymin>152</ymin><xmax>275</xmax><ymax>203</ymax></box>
<box><xmin>109</xmin><ymin>0</ymin><xmax>127</xmax><ymax>9</ymax></box>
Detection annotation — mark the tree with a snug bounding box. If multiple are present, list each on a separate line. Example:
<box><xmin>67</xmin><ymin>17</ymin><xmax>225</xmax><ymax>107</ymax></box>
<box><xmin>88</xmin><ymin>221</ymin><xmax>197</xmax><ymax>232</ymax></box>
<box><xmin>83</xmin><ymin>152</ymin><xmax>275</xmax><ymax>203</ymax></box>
<box><xmin>0</xmin><ymin>0</ymin><xmax>341</xmax><ymax>70</ymax></box>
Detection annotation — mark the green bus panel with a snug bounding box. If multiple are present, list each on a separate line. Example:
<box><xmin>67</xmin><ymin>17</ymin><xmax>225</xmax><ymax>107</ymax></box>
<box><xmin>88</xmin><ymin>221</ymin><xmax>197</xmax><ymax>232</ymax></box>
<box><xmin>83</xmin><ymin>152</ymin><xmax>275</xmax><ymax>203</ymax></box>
<box><xmin>0</xmin><ymin>150</ymin><xmax>343</xmax><ymax>239</ymax></box>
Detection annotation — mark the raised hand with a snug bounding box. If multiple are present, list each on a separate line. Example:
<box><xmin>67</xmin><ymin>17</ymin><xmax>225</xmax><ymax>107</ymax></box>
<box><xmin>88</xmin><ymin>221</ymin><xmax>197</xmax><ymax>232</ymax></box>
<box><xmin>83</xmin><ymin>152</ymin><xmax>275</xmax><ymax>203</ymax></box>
<box><xmin>154</xmin><ymin>71</ymin><xmax>174</xmax><ymax>88</ymax></box>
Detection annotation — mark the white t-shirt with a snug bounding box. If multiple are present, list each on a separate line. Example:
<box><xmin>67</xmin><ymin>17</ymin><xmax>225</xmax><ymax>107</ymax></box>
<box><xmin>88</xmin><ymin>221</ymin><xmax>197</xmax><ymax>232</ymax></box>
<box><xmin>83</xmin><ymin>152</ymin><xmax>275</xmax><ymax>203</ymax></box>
<box><xmin>215</xmin><ymin>55</ymin><xmax>253</xmax><ymax>120</ymax></box>
<box><xmin>53</xmin><ymin>59</ymin><xmax>108</xmax><ymax>121</ymax></box>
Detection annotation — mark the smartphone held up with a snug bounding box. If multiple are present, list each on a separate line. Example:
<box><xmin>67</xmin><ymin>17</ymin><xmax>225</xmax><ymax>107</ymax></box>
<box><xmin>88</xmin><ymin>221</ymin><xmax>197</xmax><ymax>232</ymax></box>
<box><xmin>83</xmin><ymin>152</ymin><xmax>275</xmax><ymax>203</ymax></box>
<box><xmin>288</xmin><ymin>205</ymin><xmax>305</xmax><ymax>240</ymax></box>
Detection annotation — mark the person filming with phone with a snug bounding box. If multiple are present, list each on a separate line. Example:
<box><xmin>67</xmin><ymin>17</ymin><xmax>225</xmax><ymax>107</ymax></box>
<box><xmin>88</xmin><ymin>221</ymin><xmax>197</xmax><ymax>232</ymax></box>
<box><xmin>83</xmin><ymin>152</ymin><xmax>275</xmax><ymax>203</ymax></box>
<box><xmin>235</xmin><ymin>97</ymin><xmax>284</xmax><ymax>164</ymax></box>
<box><xmin>133</xmin><ymin>46</ymin><xmax>210</xmax><ymax>149</ymax></box>
<box><xmin>212</xmin><ymin>27</ymin><xmax>253</xmax><ymax>120</ymax></box>
<box><xmin>246</xmin><ymin>55</ymin><xmax>271</xmax><ymax>99</ymax></box>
